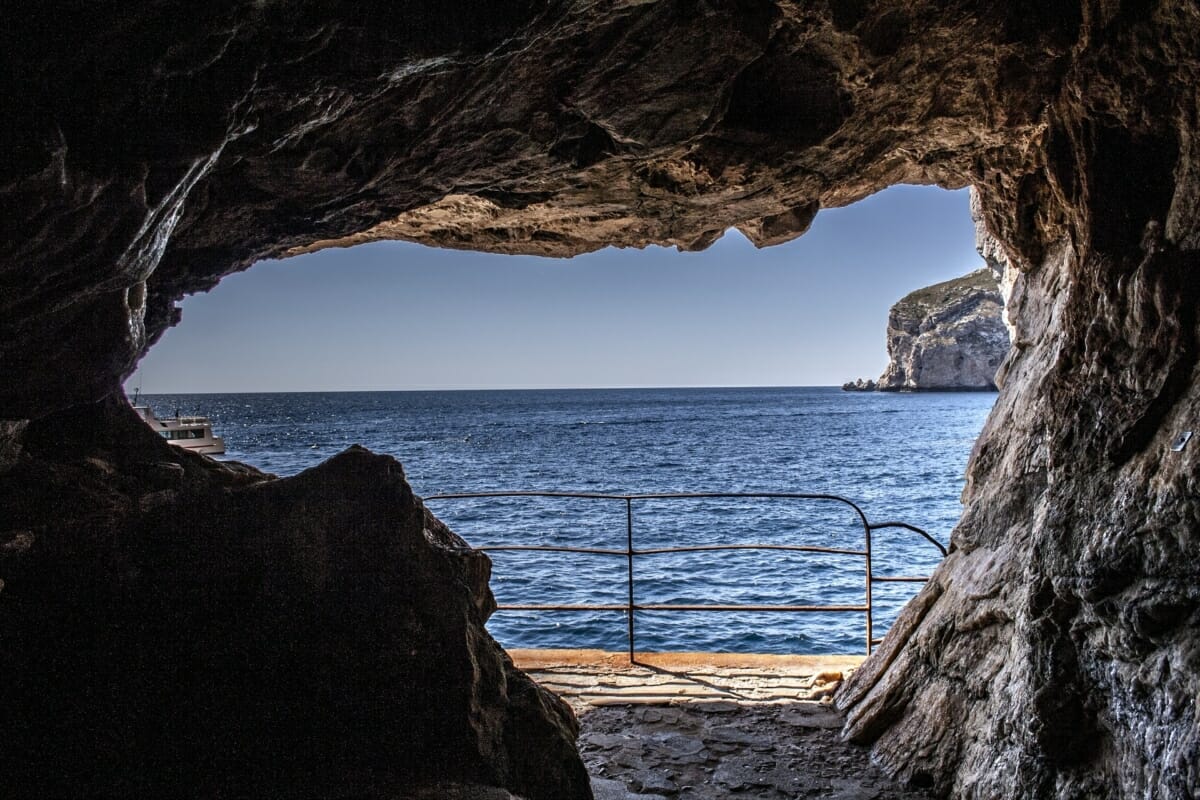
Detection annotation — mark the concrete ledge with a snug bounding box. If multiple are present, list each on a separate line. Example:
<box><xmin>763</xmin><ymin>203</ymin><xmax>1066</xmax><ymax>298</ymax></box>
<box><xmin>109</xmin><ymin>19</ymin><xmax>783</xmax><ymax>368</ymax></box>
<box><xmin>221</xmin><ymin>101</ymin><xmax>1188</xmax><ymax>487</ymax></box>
<box><xmin>510</xmin><ymin>649</ymin><xmax>866</xmax><ymax>708</ymax></box>
<box><xmin>509</xmin><ymin>648</ymin><xmax>864</xmax><ymax>672</ymax></box>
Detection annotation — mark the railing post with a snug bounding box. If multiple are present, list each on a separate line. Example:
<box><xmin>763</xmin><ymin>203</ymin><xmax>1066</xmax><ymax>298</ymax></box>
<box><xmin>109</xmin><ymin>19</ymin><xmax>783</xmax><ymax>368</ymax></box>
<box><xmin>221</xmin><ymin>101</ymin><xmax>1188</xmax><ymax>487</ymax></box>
<box><xmin>864</xmin><ymin>523</ymin><xmax>874</xmax><ymax>655</ymax></box>
<box><xmin>626</xmin><ymin>497</ymin><xmax>635</xmax><ymax>663</ymax></box>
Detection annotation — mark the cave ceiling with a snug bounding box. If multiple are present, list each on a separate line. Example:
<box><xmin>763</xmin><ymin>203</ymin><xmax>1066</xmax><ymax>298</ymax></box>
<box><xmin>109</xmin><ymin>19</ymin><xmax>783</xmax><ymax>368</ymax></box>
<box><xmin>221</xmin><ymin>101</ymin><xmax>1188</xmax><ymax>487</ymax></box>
<box><xmin>0</xmin><ymin>0</ymin><xmax>1118</xmax><ymax>417</ymax></box>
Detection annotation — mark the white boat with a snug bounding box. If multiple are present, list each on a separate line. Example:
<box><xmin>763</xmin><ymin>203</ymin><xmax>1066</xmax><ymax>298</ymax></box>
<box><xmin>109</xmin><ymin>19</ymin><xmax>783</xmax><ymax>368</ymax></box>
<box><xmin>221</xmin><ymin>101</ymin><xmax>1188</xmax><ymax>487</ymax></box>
<box><xmin>134</xmin><ymin>404</ymin><xmax>226</xmax><ymax>455</ymax></box>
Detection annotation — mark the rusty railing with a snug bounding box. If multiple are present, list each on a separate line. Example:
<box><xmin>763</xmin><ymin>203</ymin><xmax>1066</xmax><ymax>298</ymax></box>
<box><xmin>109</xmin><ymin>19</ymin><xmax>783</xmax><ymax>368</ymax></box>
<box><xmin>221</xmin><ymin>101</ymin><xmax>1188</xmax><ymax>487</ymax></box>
<box><xmin>423</xmin><ymin>491</ymin><xmax>947</xmax><ymax>659</ymax></box>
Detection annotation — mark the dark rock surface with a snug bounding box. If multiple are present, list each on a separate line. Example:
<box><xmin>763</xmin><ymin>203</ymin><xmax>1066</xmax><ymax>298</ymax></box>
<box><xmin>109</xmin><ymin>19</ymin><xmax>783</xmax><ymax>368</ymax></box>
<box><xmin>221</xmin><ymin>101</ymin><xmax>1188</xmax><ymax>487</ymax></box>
<box><xmin>578</xmin><ymin>701</ymin><xmax>936</xmax><ymax>800</ymax></box>
<box><xmin>2</xmin><ymin>2</ymin><xmax>1200</xmax><ymax>798</ymax></box>
<box><xmin>1</xmin><ymin>1</ymin><xmax>1083</xmax><ymax>417</ymax></box>
<box><xmin>0</xmin><ymin>399</ymin><xmax>590</xmax><ymax>800</ymax></box>
<box><xmin>839</xmin><ymin>236</ymin><xmax>1200</xmax><ymax>797</ymax></box>
<box><xmin>875</xmin><ymin>268</ymin><xmax>1010</xmax><ymax>391</ymax></box>
<box><xmin>834</xmin><ymin>5</ymin><xmax>1200</xmax><ymax>794</ymax></box>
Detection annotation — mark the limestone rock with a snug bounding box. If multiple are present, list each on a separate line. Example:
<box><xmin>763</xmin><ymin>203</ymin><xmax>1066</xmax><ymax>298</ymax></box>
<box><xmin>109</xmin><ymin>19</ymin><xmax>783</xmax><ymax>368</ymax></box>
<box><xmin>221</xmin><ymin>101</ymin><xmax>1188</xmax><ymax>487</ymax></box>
<box><xmin>0</xmin><ymin>399</ymin><xmax>590</xmax><ymax>800</ymax></box>
<box><xmin>2</xmin><ymin>2</ymin><xmax>1200</xmax><ymax>799</ymax></box>
<box><xmin>875</xmin><ymin>269</ymin><xmax>1010</xmax><ymax>391</ymax></box>
<box><xmin>590</xmin><ymin>776</ymin><xmax>668</xmax><ymax>800</ymax></box>
<box><xmin>969</xmin><ymin>186</ymin><xmax>1019</xmax><ymax>339</ymax></box>
<box><xmin>841</xmin><ymin>378</ymin><xmax>877</xmax><ymax>392</ymax></box>
<box><xmin>839</xmin><ymin>234</ymin><xmax>1200</xmax><ymax>798</ymax></box>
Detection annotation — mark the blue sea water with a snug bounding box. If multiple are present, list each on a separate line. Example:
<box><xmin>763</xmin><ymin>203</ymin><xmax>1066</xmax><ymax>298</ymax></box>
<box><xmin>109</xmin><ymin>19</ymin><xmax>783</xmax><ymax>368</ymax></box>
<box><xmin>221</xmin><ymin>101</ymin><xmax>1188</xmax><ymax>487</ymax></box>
<box><xmin>139</xmin><ymin>387</ymin><xmax>993</xmax><ymax>655</ymax></box>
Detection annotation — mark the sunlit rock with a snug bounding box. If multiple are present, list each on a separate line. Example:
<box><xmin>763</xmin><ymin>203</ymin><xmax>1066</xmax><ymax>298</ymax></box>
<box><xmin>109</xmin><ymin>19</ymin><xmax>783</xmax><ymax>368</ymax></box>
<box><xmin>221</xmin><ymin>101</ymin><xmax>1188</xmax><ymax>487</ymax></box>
<box><xmin>841</xmin><ymin>377</ymin><xmax>878</xmax><ymax>392</ymax></box>
<box><xmin>876</xmin><ymin>269</ymin><xmax>1010</xmax><ymax>391</ymax></box>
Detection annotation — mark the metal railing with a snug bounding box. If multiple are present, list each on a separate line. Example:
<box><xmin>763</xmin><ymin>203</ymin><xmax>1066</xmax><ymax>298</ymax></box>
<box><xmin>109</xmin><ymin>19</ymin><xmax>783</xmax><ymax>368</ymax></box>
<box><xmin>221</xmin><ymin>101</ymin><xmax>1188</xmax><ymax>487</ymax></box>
<box><xmin>424</xmin><ymin>491</ymin><xmax>948</xmax><ymax>659</ymax></box>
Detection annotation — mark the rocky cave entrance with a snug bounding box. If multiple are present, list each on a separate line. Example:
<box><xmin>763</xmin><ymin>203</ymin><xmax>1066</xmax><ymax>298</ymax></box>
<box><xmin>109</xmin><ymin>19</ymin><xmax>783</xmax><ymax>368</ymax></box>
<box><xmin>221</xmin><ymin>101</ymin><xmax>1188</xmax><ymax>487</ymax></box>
<box><xmin>125</xmin><ymin>184</ymin><xmax>1002</xmax><ymax>657</ymax></box>
<box><xmin>4</xmin><ymin>3</ymin><xmax>1198</xmax><ymax>799</ymax></box>
<box><xmin>118</xmin><ymin>185</ymin><xmax>1006</xmax><ymax>799</ymax></box>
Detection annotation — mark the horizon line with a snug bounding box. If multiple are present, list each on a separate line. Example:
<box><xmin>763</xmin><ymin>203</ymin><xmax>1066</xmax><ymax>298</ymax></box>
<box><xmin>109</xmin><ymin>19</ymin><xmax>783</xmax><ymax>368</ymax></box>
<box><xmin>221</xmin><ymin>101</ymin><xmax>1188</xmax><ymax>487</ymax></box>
<box><xmin>125</xmin><ymin>383</ymin><xmax>851</xmax><ymax>395</ymax></box>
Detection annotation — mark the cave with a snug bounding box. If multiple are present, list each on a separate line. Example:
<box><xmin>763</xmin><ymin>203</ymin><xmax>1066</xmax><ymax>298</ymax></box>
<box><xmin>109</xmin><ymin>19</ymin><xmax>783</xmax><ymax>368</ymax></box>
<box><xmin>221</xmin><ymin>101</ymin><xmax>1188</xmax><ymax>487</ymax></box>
<box><xmin>2</xmin><ymin>2</ymin><xmax>1198</xmax><ymax>799</ymax></box>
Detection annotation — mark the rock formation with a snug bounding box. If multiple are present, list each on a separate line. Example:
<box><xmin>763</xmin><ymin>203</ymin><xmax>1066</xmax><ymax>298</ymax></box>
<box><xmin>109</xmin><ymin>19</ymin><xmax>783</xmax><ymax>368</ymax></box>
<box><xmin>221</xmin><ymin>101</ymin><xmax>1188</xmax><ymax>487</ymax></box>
<box><xmin>2</xmin><ymin>2</ymin><xmax>1199</xmax><ymax>798</ymax></box>
<box><xmin>0</xmin><ymin>399</ymin><xmax>590</xmax><ymax>799</ymax></box>
<box><xmin>970</xmin><ymin>186</ymin><xmax>1019</xmax><ymax>339</ymax></box>
<box><xmin>842</xmin><ymin>378</ymin><xmax>878</xmax><ymax>392</ymax></box>
<box><xmin>875</xmin><ymin>268</ymin><xmax>1010</xmax><ymax>391</ymax></box>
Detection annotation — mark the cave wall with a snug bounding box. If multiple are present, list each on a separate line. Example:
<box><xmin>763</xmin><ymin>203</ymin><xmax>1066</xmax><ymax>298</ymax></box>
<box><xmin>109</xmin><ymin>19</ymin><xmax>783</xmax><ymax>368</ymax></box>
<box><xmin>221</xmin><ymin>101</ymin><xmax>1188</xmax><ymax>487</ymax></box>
<box><xmin>2</xmin><ymin>1</ymin><xmax>1199</xmax><ymax>798</ymax></box>
<box><xmin>839</xmin><ymin>5</ymin><xmax>1200</xmax><ymax>796</ymax></box>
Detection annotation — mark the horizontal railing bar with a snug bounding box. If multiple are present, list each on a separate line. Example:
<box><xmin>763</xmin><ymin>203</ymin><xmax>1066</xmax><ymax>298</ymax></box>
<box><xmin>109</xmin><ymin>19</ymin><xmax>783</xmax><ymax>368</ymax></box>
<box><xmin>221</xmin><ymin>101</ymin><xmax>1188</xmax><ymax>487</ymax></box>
<box><xmin>635</xmin><ymin>604</ymin><xmax>869</xmax><ymax>612</ymax></box>
<box><xmin>631</xmin><ymin>492</ymin><xmax>864</xmax><ymax>506</ymax></box>
<box><xmin>480</xmin><ymin>545</ymin><xmax>626</xmax><ymax>555</ymax></box>
<box><xmin>871</xmin><ymin>575</ymin><xmax>931</xmax><ymax>583</ymax></box>
<box><xmin>427</xmin><ymin>489</ymin><xmax>868</xmax><ymax>507</ymax></box>
<box><xmin>498</xmin><ymin>604</ymin><xmax>630</xmax><ymax>611</ymax></box>
<box><xmin>634</xmin><ymin>544</ymin><xmax>867</xmax><ymax>557</ymax></box>
<box><xmin>428</xmin><ymin>491</ymin><xmax>633</xmax><ymax>501</ymax></box>
<box><xmin>494</xmin><ymin>604</ymin><xmax>870</xmax><ymax>613</ymax></box>
<box><xmin>428</xmin><ymin>491</ymin><xmax>862</xmax><ymax>500</ymax></box>
<box><xmin>479</xmin><ymin>543</ymin><xmax>868</xmax><ymax>557</ymax></box>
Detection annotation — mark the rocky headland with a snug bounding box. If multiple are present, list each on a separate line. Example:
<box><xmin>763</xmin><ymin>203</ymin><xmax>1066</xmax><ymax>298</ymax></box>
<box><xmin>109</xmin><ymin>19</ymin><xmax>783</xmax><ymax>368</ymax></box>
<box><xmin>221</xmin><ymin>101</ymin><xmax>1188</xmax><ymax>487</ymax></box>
<box><xmin>869</xmin><ymin>267</ymin><xmax>1010</xmax><ymax>391</ymax></box>
<box><xmin>3</xmin><ymin>3</ymin><xmax>1199</xmax><ymax>798</ymax></box>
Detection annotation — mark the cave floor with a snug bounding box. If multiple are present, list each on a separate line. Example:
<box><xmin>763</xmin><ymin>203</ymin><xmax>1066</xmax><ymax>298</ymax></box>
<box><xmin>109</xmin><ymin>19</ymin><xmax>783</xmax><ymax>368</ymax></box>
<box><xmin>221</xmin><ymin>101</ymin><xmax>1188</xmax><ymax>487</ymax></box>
<box><xmin>511</xmin><ymin>651</ymin><xmax>935</xmax><ymax>800</ymax></box>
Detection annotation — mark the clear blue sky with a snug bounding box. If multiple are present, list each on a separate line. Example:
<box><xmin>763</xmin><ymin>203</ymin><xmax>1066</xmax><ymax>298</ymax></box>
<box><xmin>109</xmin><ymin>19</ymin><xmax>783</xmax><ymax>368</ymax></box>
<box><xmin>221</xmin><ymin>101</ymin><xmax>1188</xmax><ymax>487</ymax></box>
<box><xmin>128</xmin><ymin>185</ymin><xmax>982</xmax><ymax>392</ymax></box>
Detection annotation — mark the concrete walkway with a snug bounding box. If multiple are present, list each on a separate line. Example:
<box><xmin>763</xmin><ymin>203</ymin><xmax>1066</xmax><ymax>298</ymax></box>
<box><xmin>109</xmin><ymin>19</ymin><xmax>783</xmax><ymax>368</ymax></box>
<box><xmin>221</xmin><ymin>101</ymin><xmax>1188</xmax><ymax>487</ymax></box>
<box><xmin>511</xmin><ymin>651</ymin><xmax>935</xmax><ymax>800</ymax></box>
<box><xmin>512</xmin><ymin>650</ymin><xmax>863</xmax><ymax>708</ymax></box>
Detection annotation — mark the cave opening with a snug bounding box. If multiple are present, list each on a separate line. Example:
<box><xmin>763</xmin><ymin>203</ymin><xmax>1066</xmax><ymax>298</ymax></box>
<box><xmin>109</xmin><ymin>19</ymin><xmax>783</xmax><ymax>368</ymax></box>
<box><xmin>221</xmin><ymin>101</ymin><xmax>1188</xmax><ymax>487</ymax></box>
<box><xmin>125</xmin><ymin>184</ymin><xmax>1003</xmax><ymax>658</ymax></box>
<box><xmin>7</xmin><ymin>4</ymin><xmax>1197</xmax><ymax>797</ymax></box>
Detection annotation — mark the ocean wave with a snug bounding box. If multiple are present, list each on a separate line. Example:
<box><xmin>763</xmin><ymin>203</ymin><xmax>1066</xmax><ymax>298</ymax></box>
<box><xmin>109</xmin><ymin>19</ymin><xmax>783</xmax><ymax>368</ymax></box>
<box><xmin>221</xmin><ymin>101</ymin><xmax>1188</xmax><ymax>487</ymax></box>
<box><xmin>142</xmin><ymin>387</ymin><xmax>989</xmax><ymax>654</ymax></box>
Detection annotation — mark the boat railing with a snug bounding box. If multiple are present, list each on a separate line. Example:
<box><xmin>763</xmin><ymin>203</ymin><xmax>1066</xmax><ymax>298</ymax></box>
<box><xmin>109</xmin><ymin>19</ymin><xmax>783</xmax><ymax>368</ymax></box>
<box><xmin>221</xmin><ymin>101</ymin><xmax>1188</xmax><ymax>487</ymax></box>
<box><xmin>423</xmin><ymin>491</ymin><xmax>948</xmax><ymax>660</ymax></box>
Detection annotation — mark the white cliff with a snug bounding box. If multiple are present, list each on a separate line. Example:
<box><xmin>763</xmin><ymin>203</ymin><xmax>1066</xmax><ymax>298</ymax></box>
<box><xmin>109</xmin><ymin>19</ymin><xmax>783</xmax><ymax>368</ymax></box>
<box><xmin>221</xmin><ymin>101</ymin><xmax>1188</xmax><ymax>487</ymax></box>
<box><xmin>875</xmin><ymin>268</ymin><xmax>1010</xmax><ymax>391</ymax></box>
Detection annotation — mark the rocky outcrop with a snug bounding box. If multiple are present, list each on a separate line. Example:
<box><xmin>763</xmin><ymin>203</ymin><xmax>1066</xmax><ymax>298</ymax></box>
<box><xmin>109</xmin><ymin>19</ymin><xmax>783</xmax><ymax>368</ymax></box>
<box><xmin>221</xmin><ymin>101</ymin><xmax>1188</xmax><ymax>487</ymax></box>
<box><xmin>844</xmin><ymin>267</ymin><xmax>1010</xmax><ymax>392</ymax></box>
<box><xmin>0</xmin><ymin>398</ymin><xmax>590</xmax><ymax>800</ymax></box>
<box><xmin>970</xmin><ymin>186</ymin><xmax>1019</xmax><ymax>339</ymax></box>
<box><xmin>875</xmin><ymin>268</ymin><xmax>1010</xmax><ymax>391</ymax></box>
<box><xmin>2</xmin><ymin>2</ymin><xmax>1200</xmax><ymax>799</ymax></box>
<box><xmin>838</xmin><ymin>233</ymin><xmax>1200</xmax><ymax>798</ymax></box>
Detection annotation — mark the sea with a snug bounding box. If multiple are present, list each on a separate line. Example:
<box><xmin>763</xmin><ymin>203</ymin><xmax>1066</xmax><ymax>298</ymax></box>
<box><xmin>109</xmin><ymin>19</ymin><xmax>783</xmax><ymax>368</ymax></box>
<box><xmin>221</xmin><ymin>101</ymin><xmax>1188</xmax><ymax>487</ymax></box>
<box><xmin>139</xmin><ymin>387</ymin><xmax>993</xmax><ymax>656</ymax></box>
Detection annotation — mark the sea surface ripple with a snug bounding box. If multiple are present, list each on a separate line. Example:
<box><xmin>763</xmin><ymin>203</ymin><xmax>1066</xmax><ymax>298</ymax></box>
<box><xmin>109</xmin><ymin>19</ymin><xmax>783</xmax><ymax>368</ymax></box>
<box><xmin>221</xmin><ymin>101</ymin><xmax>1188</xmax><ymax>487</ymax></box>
<box><xmin>141</xmin><ymin>387</ymin><xmax>993</xmax><ymax>655</ymax></box>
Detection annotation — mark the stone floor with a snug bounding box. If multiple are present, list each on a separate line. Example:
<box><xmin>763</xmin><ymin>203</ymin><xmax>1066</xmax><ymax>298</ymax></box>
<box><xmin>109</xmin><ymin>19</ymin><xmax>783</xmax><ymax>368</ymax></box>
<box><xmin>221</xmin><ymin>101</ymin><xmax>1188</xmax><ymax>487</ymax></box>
<box><xmin>511</xmin><ymin>651</ymin><xmax>936</xmax><ymax>800</ymax></box>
